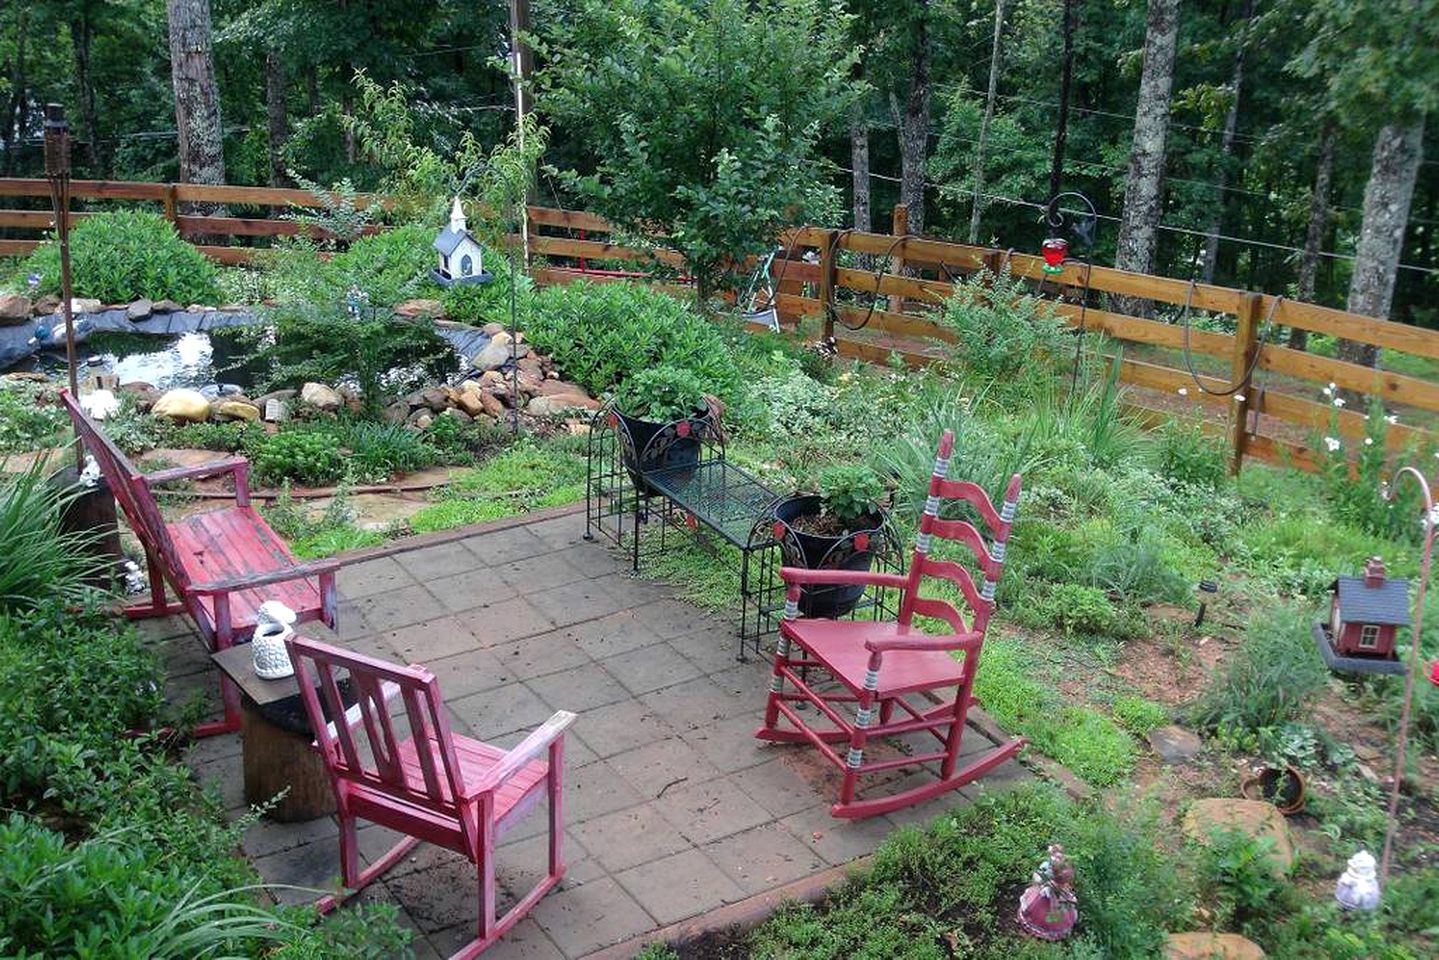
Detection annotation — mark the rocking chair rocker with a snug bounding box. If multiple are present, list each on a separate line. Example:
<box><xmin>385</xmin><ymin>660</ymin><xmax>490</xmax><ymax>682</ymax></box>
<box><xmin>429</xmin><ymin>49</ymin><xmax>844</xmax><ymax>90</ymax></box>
<box><xmin>755</xmin><ymin>430</ymin><xmax>1024</xmax><ymax>818</ymax></box>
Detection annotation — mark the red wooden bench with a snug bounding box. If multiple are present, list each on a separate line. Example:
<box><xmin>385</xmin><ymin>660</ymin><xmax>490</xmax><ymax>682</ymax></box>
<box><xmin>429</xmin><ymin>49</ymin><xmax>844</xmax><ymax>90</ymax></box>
<box><xmin>61</xmin><ymin>390</ymin><xmax>339</xmax><ymax>736</ymax></box>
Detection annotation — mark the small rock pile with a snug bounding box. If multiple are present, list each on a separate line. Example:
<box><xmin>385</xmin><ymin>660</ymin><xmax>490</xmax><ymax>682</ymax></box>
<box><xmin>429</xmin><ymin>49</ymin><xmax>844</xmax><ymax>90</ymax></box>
<box><xmin>135</xmin><ymin>322</ymin><xmax>599</xmax><ymax>431</ymax></box>
<box><xmin>0</xmin><ymin>294</ymin><xmax>238</xmax><ymax>325</ymax></box>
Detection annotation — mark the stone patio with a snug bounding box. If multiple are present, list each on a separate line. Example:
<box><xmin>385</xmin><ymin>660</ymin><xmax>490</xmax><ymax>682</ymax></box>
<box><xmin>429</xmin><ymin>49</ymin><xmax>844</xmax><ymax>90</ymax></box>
<box><xmin>150</xmin><ymin>507</ymin><xmax>1030</xmax><ymax>959</ymax></box>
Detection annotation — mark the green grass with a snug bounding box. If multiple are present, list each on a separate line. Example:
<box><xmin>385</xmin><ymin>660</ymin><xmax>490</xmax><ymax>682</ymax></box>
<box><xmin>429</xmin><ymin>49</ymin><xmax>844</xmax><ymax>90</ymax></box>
<box><xmin>1112</xmin><ymin>695</ymin><xmax>1169</xmax><ymax>737</ymax></box>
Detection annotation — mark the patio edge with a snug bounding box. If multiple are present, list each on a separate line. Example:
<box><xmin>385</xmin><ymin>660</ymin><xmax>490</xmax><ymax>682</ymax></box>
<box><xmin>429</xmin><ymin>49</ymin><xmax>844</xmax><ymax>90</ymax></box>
<box><xmin>329</xmin><ymin>500</ymin><xmax>588</xmax><ymax>565</ymax></box>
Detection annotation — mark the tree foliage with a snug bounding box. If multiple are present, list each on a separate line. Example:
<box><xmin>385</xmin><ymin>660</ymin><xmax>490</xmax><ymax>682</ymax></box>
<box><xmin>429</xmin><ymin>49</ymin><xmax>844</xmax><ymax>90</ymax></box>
<box><xmin>534</xmin><ymin>0</ymin><xmax>859</xmax><ymax>295</ymax></box>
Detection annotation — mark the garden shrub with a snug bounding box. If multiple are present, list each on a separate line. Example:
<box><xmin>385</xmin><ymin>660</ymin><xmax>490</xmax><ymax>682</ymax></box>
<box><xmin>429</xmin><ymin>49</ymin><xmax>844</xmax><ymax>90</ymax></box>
<box><xmin>936</xmin><ymin>265</ymin><xmax>1066</xmax><ymax>389</ymax></box>
<box><xmin>615</xmin><ymin>364</ymin><xmax>711</xmax><ymax>421</ymax></box>
<box><xmin>22</xmin><ymin>211</ymin><xmax>219</xmax><ymax>305</ymax></box>
<box><xmin>241</xmin><ymin>301</ymin><xmax>455</xmax><ymax>418</ymax></box>
<box><xmin>1188</xmin><ymin>603</ymin><xmax>1330</xmax><ymax>737</ymax></box>
<box><xmin>527</xmin><ymin>281</ymin><xmax>742</xmax><ymax>402</ymax></box>
<box><xmin>247</xmin><ymin>428</ymin><xmax>347</xmax><ymax>487</ymax></box>
<box><xmin>1041</xmin><ymin>583</ymin><xmax>1125</xmax><ymax>637</ymax></box>
<box><xmin>0</xmin><ymin>460</ymin><xmax>106</xmax><ymax>614</ymax></box>
<box><xmin>342</xmin><ymin>420</ymin><xmax>439</xmax><ymax>479</ymax></box>
<box><xmin>170</xmin><ymin>418</ymin><xmax>264</xmax><ymax>453</ymax></box>
<box><xmin>0</xmin><ymin>380</ymin><xmax>69</xmax><ymax>453</ymax></box>
<box><xmin>1191</xmin><ymin>828</ymin><xmax>1289</xmax><ymax>934</ymax></box>
<box><xmin>1156</xmin><ymin>419</ymin><xmax>1229</xmax><ymax>490</ymax></box>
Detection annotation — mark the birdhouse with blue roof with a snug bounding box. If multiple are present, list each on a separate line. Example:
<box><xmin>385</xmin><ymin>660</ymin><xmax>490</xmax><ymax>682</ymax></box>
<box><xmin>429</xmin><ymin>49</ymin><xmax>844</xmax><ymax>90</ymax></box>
<box><xmin>1315</xmin><ymin>556</ymin><xmax>1410</xmax><ymax>675</ymax></box>
<box><xmin>431</xmin><ymin>197</ymin><xmax>492</xmax><ymax>287</ymax></box>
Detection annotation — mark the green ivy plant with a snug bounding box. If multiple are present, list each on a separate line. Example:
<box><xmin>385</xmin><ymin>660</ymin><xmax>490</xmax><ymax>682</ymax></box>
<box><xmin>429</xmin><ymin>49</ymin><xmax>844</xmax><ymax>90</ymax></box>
<box><xmin>615</xmin><ymin>365</ymin><xmax>709</xmax><ymax>422</ymax></box>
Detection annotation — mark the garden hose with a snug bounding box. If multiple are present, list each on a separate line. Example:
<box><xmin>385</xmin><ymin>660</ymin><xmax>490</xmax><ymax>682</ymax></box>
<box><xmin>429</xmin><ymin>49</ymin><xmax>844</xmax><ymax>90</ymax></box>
<box><xmin>1179</xmin><ymin>279</ymin><xmax>1281</xmax><ymax>397</ymax></box>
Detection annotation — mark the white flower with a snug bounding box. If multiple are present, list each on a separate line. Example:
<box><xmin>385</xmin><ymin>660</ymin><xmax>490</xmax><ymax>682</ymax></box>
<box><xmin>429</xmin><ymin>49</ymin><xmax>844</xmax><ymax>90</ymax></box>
<box><xmin>1322</xmin><ymin>386</ymin><xmax>1333</xmax><ymax>398</ymax></box>
<box><xmin>1365</xmin><ymin>437</ymin><xmax>1374</xmax><ymax>446</ymax></box>
<box><xmin>1324</xmin><ymin>437</ymin><xmax>1341</xmax><ymax>452</ymax></box>
<box><xmin>1329</xmin><ymin>382</ymin><xmax>1337</xmax><ymax>390</ymax></box>
<box><xmin>1426</xmin><ymin>506</ymin><xmax>1439</xmax><ymax>530</ymax></box>
<box><xmin>1386</xmin><ymin>414</ymin><xmax>1399</xmax><ymax>425</ymax></box>
<box><xmin>1177</xmin><ymin>387</ymin><xmax>1189</xmax><ymax>397</ymax></box>
<box><xmin>1234</xmin><ymin>393</ymin><xmax>1246</xmax><ymax>403</ymax></box>
<box><xmin>1333</xmin><ymin>397</ymin><xmax>1346</xmax><ymax>408</ymax></box>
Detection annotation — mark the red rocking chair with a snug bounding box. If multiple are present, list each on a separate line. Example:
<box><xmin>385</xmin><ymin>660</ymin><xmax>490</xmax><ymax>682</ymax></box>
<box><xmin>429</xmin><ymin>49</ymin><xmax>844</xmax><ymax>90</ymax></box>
<box><xmin>286</xmin><ymin>635</ymin><xmax>575</xmax><ymax>959</ymax></box>
<box><xmin>755</xmin><ymin>430</ymin><xmax>1024</xmax><ymax>818</ymax></box>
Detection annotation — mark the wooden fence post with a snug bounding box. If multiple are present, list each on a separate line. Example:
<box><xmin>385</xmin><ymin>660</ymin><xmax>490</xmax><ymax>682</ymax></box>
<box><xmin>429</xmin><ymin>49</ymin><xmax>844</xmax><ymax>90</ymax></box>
<box><xmin>819</xmin><ymin>228</ymin><xmax>839</xmax><ymax>341</ymax></box>
<box><xmin>1229</xmin><ymin>292</ymin><xmax>1264</xmax><ymax>475</ymax></box>
<box><xmin>888</xmin><ymin>204</ymin><xmax>908</xmax><ymax>314</ymax></box>
<box><xmin>163</xmin><ymin>183</ymin><xmax>178</xmax><ymax>224</ymax></box>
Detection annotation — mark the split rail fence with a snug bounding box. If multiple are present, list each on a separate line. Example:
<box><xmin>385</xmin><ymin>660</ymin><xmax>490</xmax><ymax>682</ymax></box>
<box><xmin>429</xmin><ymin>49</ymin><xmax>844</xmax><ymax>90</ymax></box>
<box><xmin>3</xmin><ymin>177</ymin><xmax>1437</xmax><ymax>475</ymax></box>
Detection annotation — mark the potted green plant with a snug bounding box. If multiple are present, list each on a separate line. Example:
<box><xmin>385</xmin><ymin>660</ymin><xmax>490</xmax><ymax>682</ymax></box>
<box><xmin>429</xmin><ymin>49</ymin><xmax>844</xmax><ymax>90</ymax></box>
<box><xmin>773</xmin><ymin>463</ymin><xmax>888</xmax><ymax>618</ymax></box>
<box><xmin>612</xmin><ymin>365</ymin><xmax>717</xmax><ymax>486</ymax></box>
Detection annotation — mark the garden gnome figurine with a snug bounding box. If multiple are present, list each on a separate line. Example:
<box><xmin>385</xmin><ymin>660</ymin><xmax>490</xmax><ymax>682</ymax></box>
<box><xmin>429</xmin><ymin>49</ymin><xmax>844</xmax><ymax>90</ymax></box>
<box><xmin>1335</xmin><ymin>849</ymin><xmax>1381</xmax><ymax>911</ymax></box>
<box><xmin>251</xmin><ymin>601</ymin><xmax>298</xmax><ymax>680</ymax></box>
<box><xmin>1018</xmin><ymin>844</ymin><xmax>1078</xmax><ymax>940</ymax></box>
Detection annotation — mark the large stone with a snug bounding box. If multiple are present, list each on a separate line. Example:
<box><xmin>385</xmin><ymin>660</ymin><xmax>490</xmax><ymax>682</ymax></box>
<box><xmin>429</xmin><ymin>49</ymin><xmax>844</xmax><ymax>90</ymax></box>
<box><xmin>471</xmin><ymin>339</ymin><xmax>512</xmax><ymax>371</ymax></box>
<box><xmin>151</xmin><ymin>388</ymin><xmax>212</xmax><ymax>423</ymax></box>
<box><xmin>526</xmin><ymin>393</ymin><xmax>600</xmax><ymax>417</ymax></box>
<box><xmin>32</xmin><ymin>294</ymin><xmax>60</xmax><ymax>316</ymax></box>
<box><xmin>214</xmin><ymin>400</ymin><xmax>261</xmax><ymax>422</ymax></box>
<box><xmin>479</xmin><ymin>391</ymin><xmax>505</xmax><ymax>417</ymax></box>
<box><xmin>395</xmin><ymin>298</ymin><xmax>445</xmax><ymax>318</ymax></box>
<box><xmin>152</xmin><ymin>299</ymin><xmax>183</xmax><ymax>313</ymax></box>
<box><xmin>383</xmin><ymin>401</ymin><xmax>410</xmax><ymax>425</ymax></box>
<box><xmin>126</xmin><ymin>299</ymin><xmax>153</xmax><ymax>321</ymax></box>
<box><xmin>1166</xmin><ymin>933</ymin><xmax>1265</xmax><ymax>959</ymax></box>
<box><xmin>516</xmin><ymin>370</ymin><xmax>545</xmax><ymax>395</ymax></box>
<box><xmin>0</xmin><ymin>293</ymin><xmax>33</xmax><ymax>323</ymax></box>
<box><xmin>70</xmin><ymin>297</ymin><xmax>102</xmax><ymax>314</ymax></box>
<box><xmin>300</xmin><ymin>382</ymin><xmax>342</xmax><ymax>412</ymax></box>
<box><xmin>420</xmin><ymin>388</ymin><xmax>450</xmax><ymax>412</ymax></box>
<box><xmin>537</xmin><ymin>379</ymin><xmax>592</xmax><ymax>399</ymax></box>
<box><xmin>254</xmin><ymin>389</ymin><xmax>297</xmax><ymax>408</ymax></box>
<box><xmin>454</xmin><ymin>391</ymin><xmax>488</xmax><ymax>418</ymax></box>
<box><xmin>1182</xmin><ymin>799</ymin><xmax>1294</xmax><ymax>874</ymax></box>
<box><xmin>481</xmin><ymin>322</ymin><xmax>505</xmax><ymax>336</ymax></box>
<box><xmin>1148</xmin><ymin>725</ymin><xmax>1202</xmax><ymax>764</ymax></box>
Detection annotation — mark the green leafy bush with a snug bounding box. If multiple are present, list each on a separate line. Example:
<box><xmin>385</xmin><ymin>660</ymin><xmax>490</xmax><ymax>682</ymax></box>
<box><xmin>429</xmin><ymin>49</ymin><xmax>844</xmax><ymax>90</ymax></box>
<box><xmin>342</xmin><ymin>421</ymin><xmax>438</xmax><ymax>480</ymax></box>
<box><xmin>615</xmin><ymin>364</ymin><xmax>710</xmax><ymax>421</ymax></box>
<box><xmin>0</xmin><ymin>381</ymin><xmax>69</xmax><ymax>453</ymax></box>
<box><xmin>22</xmin><ymin>211</ymin><xmax>219</xmax><ymax>305</ymax></box>
<box><xmin>936</xmin><ymin>265</ymin><xmax>1066</xmax><ymax>388</ymax></box>
<box><xmin>1188</xmin><ymin>603</ymin><xmax>1331</xmax><ymax>737</ymax></box>
<box><xmin>1041</xmin><ymin>583</ymin><xmax>1126</xmax><ymax>637</ymax></box>
<box><xmin>246</xmin><ymin>429</ymin><xmax>346</xmax><ymax>487</ymax></box>
<box><xmin>0</xmin><ymin>459</ymin><xmax>106</xmax><ymax>614</ymax></box>
<box><xmin>170</xmin><ymin>418</ymin><xmax>264</xmax><ymax>453</ymax></box>
<box><xmin>819</xmin><ymin>463</ymin><xmax>885</xmax><ymax>527</ymax></box>
<box><xmin>1156</xmin><ymin>419</ymin><xmax>1229</xmax><ymax>489</ymax></box>
<box><xmin>527</xmin><ymin>281</ymin><xmax>742</xmax><ymax>402</ymax></box>
<box><xmin>1192</xmin><ymin>828</ymin><xmax>1289</xmax><ymax>934</ymax></box>
<box><xmin>242</xmin><ymin>301</ymin><xmax>455</xmax><ymax>417</ymax></box>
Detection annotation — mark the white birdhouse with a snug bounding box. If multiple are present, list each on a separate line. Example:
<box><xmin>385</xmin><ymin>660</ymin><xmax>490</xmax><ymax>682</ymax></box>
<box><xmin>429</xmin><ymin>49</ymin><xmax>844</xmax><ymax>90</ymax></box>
<box><xmin>431</xmin><ymin>197</ymin><xmax>492</xmax><ymax>287</ymax></box>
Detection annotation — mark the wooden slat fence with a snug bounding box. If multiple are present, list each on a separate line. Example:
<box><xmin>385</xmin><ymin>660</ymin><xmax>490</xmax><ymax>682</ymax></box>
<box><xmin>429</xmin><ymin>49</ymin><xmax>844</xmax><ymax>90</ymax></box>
<box><xmin>3</xmin><ymin>177</ymin><xmax>1435</xmax><ymax>475</ymax></box>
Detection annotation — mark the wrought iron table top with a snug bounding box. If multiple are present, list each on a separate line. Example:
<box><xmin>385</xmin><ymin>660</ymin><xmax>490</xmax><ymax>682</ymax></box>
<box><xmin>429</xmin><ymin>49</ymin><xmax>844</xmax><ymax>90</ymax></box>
<box><xmin>643</xmin><ymin>457</ymin><xmax>782</xmax><ymax>549</ymax></box>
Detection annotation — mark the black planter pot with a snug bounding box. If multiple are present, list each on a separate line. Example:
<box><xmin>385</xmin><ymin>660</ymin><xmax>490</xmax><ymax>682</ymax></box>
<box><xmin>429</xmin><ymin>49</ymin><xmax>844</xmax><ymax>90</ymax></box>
<box><xmin>773</xmin><ymin>494</ymin><xmax>884</xmax><ymax>619</ymax></box>
<box><xmin>614</xmin><ymin>407</ymin><xmax>709</xmax><ymax>491</ymax></box>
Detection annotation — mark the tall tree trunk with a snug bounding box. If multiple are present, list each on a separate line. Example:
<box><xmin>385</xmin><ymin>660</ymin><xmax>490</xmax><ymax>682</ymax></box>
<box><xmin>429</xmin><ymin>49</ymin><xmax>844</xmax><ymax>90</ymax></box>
<box><xmin>969</xmin><ymin>0</ymin><xmax>1006</xmax><ymax>244</ymax></box>
<box><xmin>70</xmin><ymin>9</ymin><xmax>101</xmax><ymax>174</ymax></box>
<box><xmin>1114</xmin><ymin>0</ymin><xmax>1179</xmax><ymax>316</ymax></box>
<box><xmin>1289</xmin><ymin>122</ymin><xmax>1336</xmax><ymax>350</ymax></box>
<box><xmin>265</xmin><ymin>49</ymin><xmax>289</xmax><ymax>186</ymax></box>
<box><xmin>850</xmin><ymin>98</ymin><xmax>870</xmax><ymax>232</ymax></box>
<box><xmin>2</xmin><ymin>6</ymin><xmax>27</xmax><ymax>177</ymax></box>
<box><xmin>166</xmin><ymin>0</ymin><xmax>226</xmax><ymax>215</ymax></box>
<box><xmin>1048</xmin><ymin>0</ymin><xmax>1075</xmax><ymax>199</ymax></box>
<box><xmin>1341</xmin><ymin>119</ymin><xmax>1426</xmax><ymax>368</ymax></box>
<box><xmin>898</xmin><ymin>1</ymin><xmax>931</xmax><ymax>237</ymax></box>
<box><xmin>1199</xmin><ymin>0</ymin><xmax>1251</xmax><ymax>284</ymax></box>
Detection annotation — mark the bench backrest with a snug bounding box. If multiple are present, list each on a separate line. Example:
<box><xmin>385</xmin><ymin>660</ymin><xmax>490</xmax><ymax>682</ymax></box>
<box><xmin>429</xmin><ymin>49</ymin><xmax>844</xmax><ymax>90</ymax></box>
<box><xmin>59</xmin><ymin>390</ymin><xmax>188</xmax><ymax>593</ymax></box>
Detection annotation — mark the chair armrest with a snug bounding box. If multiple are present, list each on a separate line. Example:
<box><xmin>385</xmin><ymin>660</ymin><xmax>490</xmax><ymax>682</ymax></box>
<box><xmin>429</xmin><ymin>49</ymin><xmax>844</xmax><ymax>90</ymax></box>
<box><xmin>324</xmin><ymin>680</ymin><xmax>402</xmax><ymax>742</ymax></box>
<box><xmin>189</xmin><ymin>559</ymin><xmax>341</xmax><ymax>595</ymax></box>
<box><xmin>779</xmin><ymin>568</ymin><xmax>908</xmax><ymax>615</ymax></box>
<box><xmin>144</xmin><ymin>456</ymin><xmax>249</xmax><ymax>486</ymax></box>
<box><xmin>864</xmin><ymin>632</ymin><xmax>984</xmax><ymax>654</ymax></box>
<box><xmin>466</xmin><ymin>710</ymin><xmax>577</xmax><ymax>797</ymax></box>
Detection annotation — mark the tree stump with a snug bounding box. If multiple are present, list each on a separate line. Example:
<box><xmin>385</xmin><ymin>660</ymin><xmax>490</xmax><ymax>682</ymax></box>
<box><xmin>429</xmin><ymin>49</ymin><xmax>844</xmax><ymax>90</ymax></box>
<box><xmin>241</xmin><ymin>700</ymin><xmax>335</xmax><ymax>822</ymax></box>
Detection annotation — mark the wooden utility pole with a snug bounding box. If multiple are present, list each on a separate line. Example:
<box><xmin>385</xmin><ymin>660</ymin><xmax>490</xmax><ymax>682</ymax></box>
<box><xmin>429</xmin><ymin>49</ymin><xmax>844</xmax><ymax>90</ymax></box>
<box><xmin>969</xmin><ymin>0</ymin><xmax>1006</xmax><ymax>244</ymax></box>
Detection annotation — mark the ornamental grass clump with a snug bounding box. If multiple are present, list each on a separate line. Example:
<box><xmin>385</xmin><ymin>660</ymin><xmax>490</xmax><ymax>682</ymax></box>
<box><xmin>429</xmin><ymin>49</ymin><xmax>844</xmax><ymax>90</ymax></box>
<box><xmin>0</xmin><ymin>458</ymin><xmax>106</xmax><ymax>614</ymax></box>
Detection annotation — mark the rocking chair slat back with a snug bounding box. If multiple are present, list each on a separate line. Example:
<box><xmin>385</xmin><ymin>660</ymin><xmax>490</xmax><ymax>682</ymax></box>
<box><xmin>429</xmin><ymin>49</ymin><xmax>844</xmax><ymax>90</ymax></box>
<box><xmin>290</xmin><ymin>640</ymin><xmax>467</xmax><ymax>818</ymax></box>
<box><xmin>899</xmin><ymin>430</ymin><xmax>1021</xmax><ymax>632</ymax></box>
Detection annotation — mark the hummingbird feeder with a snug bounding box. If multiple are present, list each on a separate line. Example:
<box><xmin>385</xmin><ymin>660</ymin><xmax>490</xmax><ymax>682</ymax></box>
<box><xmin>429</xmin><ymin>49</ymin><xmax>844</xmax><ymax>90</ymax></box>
<box><xmin>1040</xmin><ymin>237</ymin><xmax>1069</xmax><ymax>275</ymax></box>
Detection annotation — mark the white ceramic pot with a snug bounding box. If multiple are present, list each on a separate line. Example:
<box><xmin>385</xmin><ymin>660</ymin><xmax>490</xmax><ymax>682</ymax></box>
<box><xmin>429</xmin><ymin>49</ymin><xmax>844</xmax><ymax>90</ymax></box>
<box><xmin>251</xmin><ymin>601</ymin><xmax>299</xmax><ymax>680</ymax></box>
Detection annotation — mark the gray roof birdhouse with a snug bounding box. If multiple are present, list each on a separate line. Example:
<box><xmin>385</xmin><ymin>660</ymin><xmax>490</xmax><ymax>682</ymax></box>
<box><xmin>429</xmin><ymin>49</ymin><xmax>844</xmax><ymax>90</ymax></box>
<box><xmin>432</xmin><ymin>198</ymin><xmax>492</xmax><ymax>287</ymax></box>
<box><xmin>1315</xmin><ymin>556</ymin><xmax>1410</xmax><ymax>676</ymax></box>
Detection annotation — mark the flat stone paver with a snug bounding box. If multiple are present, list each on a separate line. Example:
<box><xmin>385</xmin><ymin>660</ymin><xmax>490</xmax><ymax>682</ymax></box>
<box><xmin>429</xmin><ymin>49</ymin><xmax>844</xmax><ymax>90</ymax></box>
<box><xmin>151</xmin><ymin>509</ymin><xmax>1034</xmax><ymax>958</ymax></box>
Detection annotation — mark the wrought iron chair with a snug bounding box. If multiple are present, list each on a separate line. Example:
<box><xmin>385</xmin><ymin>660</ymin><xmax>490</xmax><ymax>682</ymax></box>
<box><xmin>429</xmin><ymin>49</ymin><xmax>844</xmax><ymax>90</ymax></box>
<box><xmin>755</xmin><ymin>430</ymin><xmax>1024</xmax><ymax>818</ymax></box>
<box><xmin>286</xmin><ymin>635</ymin><xmax>575</xmax><ymax>959</ymax></box>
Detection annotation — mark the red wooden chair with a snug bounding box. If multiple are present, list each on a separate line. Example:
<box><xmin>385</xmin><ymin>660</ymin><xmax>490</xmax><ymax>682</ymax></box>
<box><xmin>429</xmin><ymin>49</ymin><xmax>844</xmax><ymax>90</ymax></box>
<box><xmin>60</xmin><ymin>391</ymin><xmax>338</xmax><ymax>736</ymax></box>
<box><xmin>755</xmin><ymin>430</ymin><xmax>1024</xmax><ymax>818</ymax></box>
<box><xmin>286</xmin><ymin>635</ymin><xmax>575</xmax><ymax>959</ymax></box>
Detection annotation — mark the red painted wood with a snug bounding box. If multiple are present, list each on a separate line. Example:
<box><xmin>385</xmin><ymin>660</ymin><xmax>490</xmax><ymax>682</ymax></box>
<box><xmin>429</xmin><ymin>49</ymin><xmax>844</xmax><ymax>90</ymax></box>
<box><xmin>759</xmin><ymin>430</ymin><xmax>1025</xmax><ymax>819</ymax></box>
<box><xmin>287</xmin><ymin>635</ymin><xmax>573</xmax><ymax>955</ymax></box>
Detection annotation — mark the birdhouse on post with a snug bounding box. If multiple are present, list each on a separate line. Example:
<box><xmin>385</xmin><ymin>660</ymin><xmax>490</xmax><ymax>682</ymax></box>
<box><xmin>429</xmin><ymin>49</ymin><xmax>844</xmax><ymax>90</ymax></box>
<box><xmin>1315</xmin><ymin>556</ymin><xmax>1410</xmax><ymax>675</ymax></box>
<box><xmin>431</xmin><ymin>197</ymin><xmax>492</xmax><ymax>287</ymax></box>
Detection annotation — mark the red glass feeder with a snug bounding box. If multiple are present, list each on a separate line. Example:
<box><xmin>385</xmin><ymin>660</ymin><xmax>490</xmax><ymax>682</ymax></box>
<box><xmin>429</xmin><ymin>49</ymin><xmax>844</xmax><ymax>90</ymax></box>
<box><xmin>1041</xmin><ymin>237</ymin><xmax>1068</xmax><ymax>275</ymax></box>
<box><xmin>1428</xmin><ymin>659</ymin><xmax>1439</xmax><ymax>687</ymax></box>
